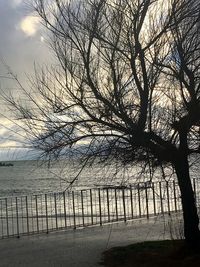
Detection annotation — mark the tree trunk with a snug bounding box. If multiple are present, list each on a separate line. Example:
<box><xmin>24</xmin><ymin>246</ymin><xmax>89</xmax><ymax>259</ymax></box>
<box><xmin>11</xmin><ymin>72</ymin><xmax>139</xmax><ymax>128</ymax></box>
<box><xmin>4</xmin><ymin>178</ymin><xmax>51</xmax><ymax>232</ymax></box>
<box><xmin>174</xmin><ymin>155</ymin><xmax>200</xmax><ymax>248</ymax></box>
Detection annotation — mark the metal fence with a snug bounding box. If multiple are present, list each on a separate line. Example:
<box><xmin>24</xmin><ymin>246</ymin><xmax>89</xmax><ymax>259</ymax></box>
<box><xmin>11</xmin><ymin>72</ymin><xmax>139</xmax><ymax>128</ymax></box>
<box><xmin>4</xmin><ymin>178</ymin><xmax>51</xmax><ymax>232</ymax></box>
<box><xmin>0</xmin><ymin>179</ymin><xmax>199</xmax><ymax>239</ymax></box>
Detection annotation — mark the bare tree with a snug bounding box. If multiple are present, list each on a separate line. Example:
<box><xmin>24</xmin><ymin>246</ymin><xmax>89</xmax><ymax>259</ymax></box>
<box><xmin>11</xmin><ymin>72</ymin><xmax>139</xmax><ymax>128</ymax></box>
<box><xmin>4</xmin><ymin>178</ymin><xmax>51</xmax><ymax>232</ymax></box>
<box><xmin>5</xmin><ymin>0</ymin><xmax>200</xmax><ymax>247</ymax></box>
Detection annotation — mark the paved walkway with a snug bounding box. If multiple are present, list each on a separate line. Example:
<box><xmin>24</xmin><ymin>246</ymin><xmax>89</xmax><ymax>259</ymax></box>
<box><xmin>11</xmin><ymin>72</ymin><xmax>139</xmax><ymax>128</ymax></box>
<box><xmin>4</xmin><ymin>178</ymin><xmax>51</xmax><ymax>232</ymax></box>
<box><xmin>0</xmin><ymin>216</ymin><xmax>180</xmax><ymax>267</ymax></box>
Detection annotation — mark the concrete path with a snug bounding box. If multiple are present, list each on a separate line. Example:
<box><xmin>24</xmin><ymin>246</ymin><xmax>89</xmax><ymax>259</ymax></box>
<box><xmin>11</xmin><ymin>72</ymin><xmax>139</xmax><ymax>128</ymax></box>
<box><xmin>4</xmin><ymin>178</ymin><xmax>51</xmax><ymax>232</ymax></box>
<box><xmin>0</xmin><ymin>216</ymin><xmax>180</xmax><ymax>267</ymax></box>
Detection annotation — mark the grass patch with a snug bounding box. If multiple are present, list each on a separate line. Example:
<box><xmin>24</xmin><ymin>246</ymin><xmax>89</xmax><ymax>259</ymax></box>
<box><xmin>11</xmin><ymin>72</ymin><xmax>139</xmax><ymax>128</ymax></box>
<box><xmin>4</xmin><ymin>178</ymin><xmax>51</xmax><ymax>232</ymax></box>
<box><xmin>102</xmin><ymin>240</ymin><xmax>200</xmax><ymax>267</ymax></box>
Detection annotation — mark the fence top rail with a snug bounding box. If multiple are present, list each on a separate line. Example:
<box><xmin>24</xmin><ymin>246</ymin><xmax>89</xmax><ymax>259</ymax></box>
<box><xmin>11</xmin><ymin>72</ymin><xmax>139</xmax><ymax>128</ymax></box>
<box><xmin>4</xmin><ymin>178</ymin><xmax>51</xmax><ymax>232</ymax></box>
<box><xmin>0</xmin><ymin>178</ymin><xmax>196</xmax><ymax>201</ymax></box>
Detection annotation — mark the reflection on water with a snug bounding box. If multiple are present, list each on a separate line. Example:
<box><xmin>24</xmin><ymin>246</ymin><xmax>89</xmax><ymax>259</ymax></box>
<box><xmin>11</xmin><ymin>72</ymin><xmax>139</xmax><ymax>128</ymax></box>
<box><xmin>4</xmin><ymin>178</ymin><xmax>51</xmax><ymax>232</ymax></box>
<box><xmin>0</xmin><ymin>158</ymin><xmax>199</xmax><ymax>197</ymax></box>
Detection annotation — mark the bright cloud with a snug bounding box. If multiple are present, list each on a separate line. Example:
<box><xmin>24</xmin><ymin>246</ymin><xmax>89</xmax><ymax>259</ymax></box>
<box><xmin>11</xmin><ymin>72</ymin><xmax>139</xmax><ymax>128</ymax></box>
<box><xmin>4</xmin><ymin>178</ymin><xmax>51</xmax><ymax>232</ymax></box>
<box><xmin>20</xmin><ymin>15</ymin><xmax>41</xmax><ymax>36</ymax></box>
<box><xmin>11</xmin><ymin>0</ymin><xmax>23</xmax><ymax>7</ymax></box>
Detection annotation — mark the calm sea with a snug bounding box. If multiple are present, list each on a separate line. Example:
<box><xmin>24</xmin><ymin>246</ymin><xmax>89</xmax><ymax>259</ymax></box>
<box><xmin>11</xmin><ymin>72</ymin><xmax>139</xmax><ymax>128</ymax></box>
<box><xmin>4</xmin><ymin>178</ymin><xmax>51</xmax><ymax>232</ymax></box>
<box><xmin>0</xmin><ymin>158</ymin><xmax>199</xmax><ymax>198</ymax></box>
<box><xmin>0</xmin><ymin>160</ymin><xmax>137</xmax><ymax>197</ymax></box>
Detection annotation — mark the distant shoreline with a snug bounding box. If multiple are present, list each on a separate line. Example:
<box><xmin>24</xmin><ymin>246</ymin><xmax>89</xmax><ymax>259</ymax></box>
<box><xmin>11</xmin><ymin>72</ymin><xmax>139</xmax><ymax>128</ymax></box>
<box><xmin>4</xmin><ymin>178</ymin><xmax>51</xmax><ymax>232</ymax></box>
<box><xmin>0</xmin><ymin>162</ymin><xmax>14</xmax><ymax>167</ymax></box>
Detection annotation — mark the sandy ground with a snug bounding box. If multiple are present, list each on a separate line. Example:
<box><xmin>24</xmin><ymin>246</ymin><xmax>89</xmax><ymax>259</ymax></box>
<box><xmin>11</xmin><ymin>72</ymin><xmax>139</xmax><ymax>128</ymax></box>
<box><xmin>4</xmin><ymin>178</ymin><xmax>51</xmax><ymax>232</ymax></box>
<box><xmin>0</xmin><ymin>215</ymin><xmax>181</xmax><ymax>267</ymax></box>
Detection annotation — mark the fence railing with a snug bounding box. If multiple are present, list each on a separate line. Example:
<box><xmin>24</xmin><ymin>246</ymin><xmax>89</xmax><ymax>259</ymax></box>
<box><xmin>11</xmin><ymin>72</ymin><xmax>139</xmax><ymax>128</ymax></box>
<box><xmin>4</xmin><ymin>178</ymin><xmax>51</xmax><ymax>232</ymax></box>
<box><xmin>0</xmin><ymin>179</ymin><xmax>199</xmax><ymax>239</ymax></box>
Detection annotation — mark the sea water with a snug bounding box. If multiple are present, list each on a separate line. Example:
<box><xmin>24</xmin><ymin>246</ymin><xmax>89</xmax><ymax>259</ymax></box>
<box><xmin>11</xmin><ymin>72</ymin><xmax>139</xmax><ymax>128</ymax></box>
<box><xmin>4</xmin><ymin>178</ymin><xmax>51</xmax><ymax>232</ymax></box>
<box><xmin>0</xmin><ymin>160</ymin><xmax>140</xmax><ymax>197</ymax></box>
<box><xmin>0</xmin><ymin>158</ymin><xmax>199</xmax><ymax>238</ymax></box>
<box><xmin>0</xmin><ymin>157</ymin><xmax>199</xmax><ymax>198</ymax></box>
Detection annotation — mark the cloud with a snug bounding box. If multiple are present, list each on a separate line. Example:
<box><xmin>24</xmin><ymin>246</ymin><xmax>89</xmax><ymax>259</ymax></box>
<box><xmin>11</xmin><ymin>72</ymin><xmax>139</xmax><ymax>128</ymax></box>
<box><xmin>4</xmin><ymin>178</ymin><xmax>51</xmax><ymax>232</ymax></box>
<box><xmin>11</xmin><ymin>0</ymin><xmax>23</xmax><ymax>7</ymax></box>
<box><xmin>0</xmin><ymin>1</ymin><xmax>51</xmax><ymax>160</ymax></box>
<box><xmin>20</xmin><ymin>15</ymin><xmax>41</xmax><ymax>36</ymax></box>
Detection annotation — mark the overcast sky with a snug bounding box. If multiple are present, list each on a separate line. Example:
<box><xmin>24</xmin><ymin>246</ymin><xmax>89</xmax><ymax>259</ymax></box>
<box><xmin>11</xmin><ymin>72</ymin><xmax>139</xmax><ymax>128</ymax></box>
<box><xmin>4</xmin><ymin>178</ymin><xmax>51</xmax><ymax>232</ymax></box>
<box><xmin>0</xmin><ymin>0</ymin><xmax>51</xmax><ymax>160</ymax></box>
<box><xmin>0</xmin><ymin>0</ymin><xmax>51</xmax><ymax>79</ymax></box>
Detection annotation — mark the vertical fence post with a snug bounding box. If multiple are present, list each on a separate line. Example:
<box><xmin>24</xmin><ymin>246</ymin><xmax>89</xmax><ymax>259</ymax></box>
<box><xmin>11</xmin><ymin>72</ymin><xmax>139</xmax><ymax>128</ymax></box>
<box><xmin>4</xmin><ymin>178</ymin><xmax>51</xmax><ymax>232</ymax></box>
<box><xmin>11</xmin><ymin>198</ymin><xmax>14</xmax><ymax>236</ymax></box>
<box><xmin>106</xmin><ymin>189</ymin><xmax>110</xmax><ymax>222</ymax></box>
<box><xmin>166</xmin><ymin>181</ymin><xmax>170</xmax><ymax>215</ymax></box>
<box><xmin>20</xmin><ymin>197</ymin><xmax>24</xmax><ymax>234</ymax></box>
<box><xmin>130</xmin><ymin>186</ymin><xmax>134</xmax><ymax>219</ymax></box>
<box><xmin>5</xmin><ymin>198</ymin><xmax>9</xmax><ymax>237</ymax></box>
<box><xmin>72</xmin><ymin>191</ymin><xmax>76</xmax><ymax>229</ymax></box>
<box><xmin>25</xmin><ymin>196</ymin><xmax>29</xmax><ymax>235</ymax></box>
<box><xmin>98</xmin><ymin>189</ymin><xmax>102</xmax><ymax>226</ymax></box>
<box><xmin>29</xmin><ymin>196</ymin><xmax>32</xmax><ymax>234</ymax></box>
<box><xmin>63</xmin><ymin>192</ymin><xmax>67</xmax><ymax>228</ymax></box>
<box><xmin>35</xmin><ymin>195</ymin><xmax>39</xmax><ymax>233</ymax></box>
<box><xmin>15</xmin><ymin>197</ymin><xmax>20</xmax><ymax>238</ymax></box>
<box><xmin>0</xmin><ymin>201</ymin><xmax>3</xmax><ymax>238</ymax></box>
<box><xmin>159</xmin><ymin>182</ymin><xmax>164</xmax><ymax>214</ymax></box>
<box><xmin>81</xmin><ymin>190</ymin><xmax>85</xmax><ymax>226</ymax></box>
<box><xmin>45</xmin><ymin>194</ymin><xmax>49</xmax><ymax>233</ymax></box>
<box><xmin>138</xmin><ymin>184</ymin><xmax>141</xmax><ymax>218</ymax></box>
<box><xmin>145</xmin><ymin>183</ymin><xmax>149</xmax><ymax>219</ymax></box>
<box><xmin>90</xmin><ymin>189</ymin><xmax>93</xmax><ymax>225</ymax></box>
<box><xmin>152</xmin><ymin>182</ymin><xmax>156</xmax><ymax>215</ymax></box>
<box><xmin>173</xmin><ymin>180</ymin><xmax>177</xmax><ymax>212</ymax></box>
<box><xmin>115</xmin><ymin>189</ymin><xmax>118</xmax><ymax>221</ymax></box>
<box><xmin>54</xmin><ymin>193</ymin><xmax>58</xmax><ymax>230</ymax></box>
<box><xmin>40</xmin><ymin>196</ymin><xmax>44</xmax><ymax>232</ymax></box>
<box><xmin>122</xmin><ymin>189</ymin><xmax>126</xmax><ymax>222</ymax></box>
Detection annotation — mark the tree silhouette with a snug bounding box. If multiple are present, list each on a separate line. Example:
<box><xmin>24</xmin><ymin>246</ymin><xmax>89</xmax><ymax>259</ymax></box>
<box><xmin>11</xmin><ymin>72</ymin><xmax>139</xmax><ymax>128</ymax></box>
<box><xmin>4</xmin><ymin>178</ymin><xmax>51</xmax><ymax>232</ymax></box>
<box><xmin>5</xmin><ymin>0</ymin><xmax>200</xmax><ymax>247</ymax></box>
